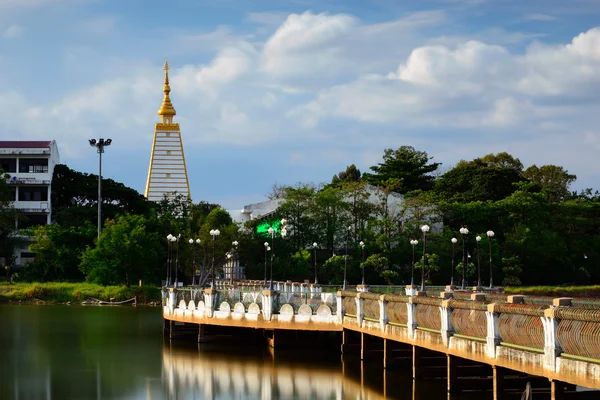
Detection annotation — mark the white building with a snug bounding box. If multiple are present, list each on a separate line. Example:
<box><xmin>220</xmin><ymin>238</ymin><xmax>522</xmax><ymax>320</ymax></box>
<box><xmin>0</xmin><ymin>140</ymin><xmax>60</xmax><ymax>266</ymax></box>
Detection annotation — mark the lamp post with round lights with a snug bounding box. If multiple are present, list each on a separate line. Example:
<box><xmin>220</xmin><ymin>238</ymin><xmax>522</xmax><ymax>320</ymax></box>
<box><xmin>420</xmin><ymin>225</ymin><xmax>430</xmax><ymax>292</ymax></box>
<box><xmin>189</xmin><ymin>238</ymin><xmax>200</xmax><ymax>285</ymax></box>
<box><xmin>209</xmin><ymin>229</ymin><xmax>220</xmax><ymax>289</ymax></box>
<box><xmin>313</xmin><ymin>242</ymin><xmax>318</xmax><ymax>284</ymax></box>
<box><xmin>450</xmin><ymin>238</ymin><xmax>458</xmax><ymax>287</ymax></box>
<box><xmin>174</xmin><ymin>234</ymin><xmax>181</xmax><ymax>287</ymax></box>
<box><xmin>88</xmin><ymin>138</ymin><xmax>112</xmax><ymax>238</ymax></box>
<box><xmin>343</xmin><ymin>225</ymin><xmax>351</xmax><ymax>290</ymax></box>
<box><xmin>231</xmin><ymin>240</ymin><xmax>239</xmax><ymax>284</ymax></box>
<box><xmin>486</xmin><ymin>230</ymin><xmax>495</xmax><ymax>288</ymax></box>
<box><xmin>166</xmin><ymin>234</ymin><xmax>174</xmax><ymax>286</ymax></box>
<box><xmin>263</xmin><ymin>241</ymin><xmax>269</xmax><ymax>286</ymax></box>
<box><xmin>459</xmin><ymin>227</ymin><xmax>469</xmax><ymax>289</ymax></box>
<box><xmin>475</xmin><ymin>235</ymin><xmax>482</xmax><ymax>288</ymax></box>
<box><xmin>359</xmin><ymin>241</ymin><xmax>366</xmax><ymax>285</ymax></box>
<box><xmin>410</xmin><ymin>239</ymin><xmax>418</xmax><ymax>286</ymax></box>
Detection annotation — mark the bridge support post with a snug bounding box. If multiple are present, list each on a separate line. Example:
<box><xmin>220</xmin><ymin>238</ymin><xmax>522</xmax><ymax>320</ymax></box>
<box><xmin>550</xmin><ymin>380</ymin><xmax>566</xmax><ymax>400</ymax></box>
<box><xmin>492</xmin><ymin>365</ymin><xmax>506</xmax><ymax>400</ymax></box>
<box><xmin>486</xmin><ymin>303</ymin><xmax>501</xmax><ymax>358</ymax></box>
<box><xmin>379</xmin><ymin>295</ymin><xmax>388</xmax><ymax>332</ymax></box>
<box><xmin>447</xmin><ymin>354</ymin><xmax>457</xmax><ymax>393</ymax></box>
<box><xmin>440</xmin><ymin>295</ymin><xmax>454</xmax><ymax>347</ymax></box>
<box><xmin>407</xmin><ymin>297</ymin><xmax>417</xmax><ymax>340</ymax></box>
<box><xmin>203</xmin><ymin>289</ymin><xmax>216</xmax><ymax>317</ymax></box>
<box><xmin>412</xmin><ymin>345</ymin><xmax>422</xmax><ymax>380</ymax></box>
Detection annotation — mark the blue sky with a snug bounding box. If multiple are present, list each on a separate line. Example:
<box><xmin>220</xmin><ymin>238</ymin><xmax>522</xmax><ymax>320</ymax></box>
<box><xmin>1</xmin><ymin>0</ymin><xmax>600</xmax><ymax>209</ymax></box>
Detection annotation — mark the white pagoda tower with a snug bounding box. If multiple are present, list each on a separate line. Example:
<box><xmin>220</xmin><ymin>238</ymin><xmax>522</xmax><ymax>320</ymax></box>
<box><xmin>144</xmin><ymin>61</ymin><xmax>191</xmax><ymax>202</ymax></box>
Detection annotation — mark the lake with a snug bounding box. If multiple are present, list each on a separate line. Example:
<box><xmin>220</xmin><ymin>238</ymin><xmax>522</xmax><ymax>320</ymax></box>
<box><xmin>0</xmin><ymin>305</ymin><xmax>485</xmax><ymax>399</ymax></box>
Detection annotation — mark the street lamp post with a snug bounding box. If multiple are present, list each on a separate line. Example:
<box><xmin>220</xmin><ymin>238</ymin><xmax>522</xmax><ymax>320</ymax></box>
<box><xmin>487</xmin><ymin>231</ymin><xmax>495</xmax><ymax>288</ymax></box>
<box><xmin>209</xmin><ymin>229</ymin><xmax>220</xmax><ymax>289</ymax></box>
<box><xmin>476</xmin><ymin>235</ymin><xmax>482</xmax><ymax>288</ymax></box>
<box><xmin>450</xmin><ymin>238</ymin><xmax>458</xmax><ymax>287</ymax></box>
<box><xmin>263</xmin><ymin>241</ymin><xmax>269</xmax><ymax>287</ymax></box>
<box><xmin>189</xmin><ymin>238</ymin><xmax>200</xmax><ymax>285</ymax></box>
<box><xmin>174</xmin><ymin>234</ymin><xmax>181</xmax><ymax>287</ymax></box>
<box><xmin>359</xmin><ymin>241</ymin><xmax>366</xmax><ymax>285</ymax></box>
<box><xmin>166</xmin><ymin>234</ymin><xmax>174</xmax><ymax>286</ymax></box>
<box><xmin>420</xmin><ymin>225</ymin><xmax>430</xmax><ymax>292</ymax></box>
<box><xmin>459</xmin><ymin>227</ymin><xmax>469</xmax><ymax>290</ymax></box>
<box><xmin>268</xmin><ymin>218</ymin><xmax>287</xmax><ymax>290</ymax></box>
<box><xmin>410</xmin><ymin>239</ymin><xmax>418</xmax><ymax>286</ymax></box>
<box><xmin>343</xmin><ymin>225</ymin><xmax>351</xmax><ymax>290</ymax></box>
<box><xmin>313</xmin><ymin>242</ymin><xmax>318</xmax><ymax>284</ymax></box>
<box><xmin>231</xmin><ymin>241</ymin><xmax>239</xmax><ymax>284</ymax></box>
<box><xmin>88</xmin><ymin>138</ymin><xmax>112</xmax><ymax>238</ymax></box>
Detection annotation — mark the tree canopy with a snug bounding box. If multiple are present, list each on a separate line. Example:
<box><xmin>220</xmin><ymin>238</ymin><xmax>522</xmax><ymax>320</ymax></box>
<box><xmin>363</xmin><ymin>146</ymin><xmax>440</xmax><ymax>194</ymax></box>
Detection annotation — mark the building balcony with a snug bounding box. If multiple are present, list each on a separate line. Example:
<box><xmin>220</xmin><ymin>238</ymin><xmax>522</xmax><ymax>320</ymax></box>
<box><xmin>0</xmin><ymin>148</ymin><xmax>51</xmax><ymax>155</ymax></box>
<box><xmin>7</xmin><ymin>176</ymin><xmax>51</xmax><ymax>185</ymax></box>
<box><xmin>14</xmin><ymin>201</ymin><xmax>50</xmax><ymax>213</ymax></box>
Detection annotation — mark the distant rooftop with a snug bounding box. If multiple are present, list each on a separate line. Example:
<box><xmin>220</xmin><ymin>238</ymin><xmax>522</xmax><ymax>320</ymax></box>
<box><xmin>0</xmin><ymin>141</ymin><xmax>53</xmax><ymax>149</ymax></box>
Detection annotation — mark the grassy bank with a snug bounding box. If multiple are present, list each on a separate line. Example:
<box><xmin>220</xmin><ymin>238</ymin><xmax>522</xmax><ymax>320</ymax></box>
<box><xmin>504</xmin><ymin>285</ymin><xmax>600</xmax><ymax>298</ymax></box>
<box><xmin>0</xmin><ymin>282</ymin><xmax>162</xmax><ymax>304</ymax></box>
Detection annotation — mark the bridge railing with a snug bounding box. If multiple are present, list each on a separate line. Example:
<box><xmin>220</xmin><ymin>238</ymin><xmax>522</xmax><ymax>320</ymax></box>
<box><xmin>338</xmin><ymin>290</ymin><xmax>600</xmax><ymax>368</ymax></box>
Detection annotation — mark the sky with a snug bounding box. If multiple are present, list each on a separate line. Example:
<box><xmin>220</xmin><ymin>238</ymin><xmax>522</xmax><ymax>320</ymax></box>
<box><xmin>1</xmin><ymin>0</ymin><xmax>599</xmax><ymax>209</ymax></box>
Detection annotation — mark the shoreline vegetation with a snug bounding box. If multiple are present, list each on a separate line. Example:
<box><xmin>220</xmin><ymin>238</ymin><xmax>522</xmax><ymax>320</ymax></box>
<box><xmin>0</xmin><ymin>282</ymin><xmax>162</xmax><ymax>305</ymax></box>
<box><xmin>2</xmin><ymin>282</ymin><xmax>600</xmax><ymax>305</ymax></box>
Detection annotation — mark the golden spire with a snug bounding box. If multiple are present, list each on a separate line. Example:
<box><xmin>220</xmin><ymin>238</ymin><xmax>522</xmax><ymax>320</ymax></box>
<box><xmin>158</xmin><ymin>59</ymin><xmax>176</xmax><ymax>119</ymax></box>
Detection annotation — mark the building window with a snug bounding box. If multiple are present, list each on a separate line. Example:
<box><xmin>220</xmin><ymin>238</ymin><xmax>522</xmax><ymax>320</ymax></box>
<box><xmin>20</xmin><ymin>252</ymin><xmax>36</xmax><ymax>259</ymax></box>
<box><xmin>19</xmin><ymin>158</ymin><xmax>49</xmax><ymax>173</ymax></box>
<box><xmin>9</xmin><ymin>187</ymin><xmax>16</xmax><ymax>201</ymax></box>
<box><xmin>18</xmin><ymin>214</ymin><xmax>48</xmax><ymax>229</ymax></box>
<box><xmin>0</xmin><ymin>158</ymin><xmax>17</xmax><ymax>173</ymax></box>
<box><xmin>18</xmin><ymin>187</ymin><xmax>48</xmax><ymax>201</ymax></box>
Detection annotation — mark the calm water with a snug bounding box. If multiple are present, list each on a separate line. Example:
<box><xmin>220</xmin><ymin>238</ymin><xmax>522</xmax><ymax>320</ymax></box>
<box><xmin>0</xmin><ymin>305</ymin><xmax>483</xmax><ymax>399</ymax></box>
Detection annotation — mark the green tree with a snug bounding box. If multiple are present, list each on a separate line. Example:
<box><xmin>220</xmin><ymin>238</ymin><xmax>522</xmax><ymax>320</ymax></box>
<box><xmin>80</xmin><ymin>214</ymin><xmax>162</xmax><ymax>286</ymax></box>
<box><xmin>434</xmin><ymin>153</ymin><xmax>525</xmax><ymax>202</ymax></box>
<box><xmin>0</xmin><ymin>168</ymin><xmax>19</xmax><ymax>275</ymax></box>
<box><xmin>25</xmin><ymin>222</ymin><xmax>96</xmax><ymax>281</ymax></box>
<box><xmin>312</xmin><ymin>186</ymin><xmax>350</xmax><ymax>255</ymax></box>
<box><xmin>51</xmin><ymin>164</ymin><xmax>152</xmax><ymax>226</ymax></box>
<box><xmin>277</xmin><ymin>183</ymin><xmax>316</xmax><ymax>251</ymax></box>
<box><xmin>523</xmin><ymin>164</ymin><xmax>577</xmax><ymax>202</ymax></box>
<box><xmin>331</xmin><ymin>164</ymin><xmax>362</xmax><ymax>186</ymax></box>
<box><xmin>363</xmin><ymin>146</ymin><xmax>440</xmax><ymax>194</ymax></box>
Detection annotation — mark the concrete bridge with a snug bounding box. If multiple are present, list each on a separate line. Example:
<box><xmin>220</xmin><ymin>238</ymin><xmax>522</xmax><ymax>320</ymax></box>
<box><xmin>163</xmin><ymin>281</ymin><xmax>600</xmax><ymax>399</ymax></box>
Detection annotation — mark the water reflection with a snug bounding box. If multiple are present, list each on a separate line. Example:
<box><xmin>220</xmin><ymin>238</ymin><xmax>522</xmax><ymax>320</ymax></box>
<box><xmin>1</xmin><ymin>305</ymin><xmax>471</xmax><ymax>400</ymax></box>
<box><xmin>162</xmin><ymin>343</ymin><xmax>388</xmax><ymax>400</ymax></box>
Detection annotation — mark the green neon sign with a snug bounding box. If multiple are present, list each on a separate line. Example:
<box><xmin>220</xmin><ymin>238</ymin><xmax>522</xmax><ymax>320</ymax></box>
<box><xmin>256</xmin><ymin>219</ymin><xmax>281</xmax><ymax>237</ymax></box>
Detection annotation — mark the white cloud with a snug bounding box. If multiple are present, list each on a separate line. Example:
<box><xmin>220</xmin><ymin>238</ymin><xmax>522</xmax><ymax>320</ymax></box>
<box><xmin>290</xmin><ymin>27</ymin><xmax>600</xmax><ymax>131</ymax></box>
<box><xmin>2</xmin><ymin>11</ymin><xmax>600</xmax><ymax>193</ymax></box>
<box><xmin>3</xmin><ymin>24</ymin><xmax>22</xmax><ymax>38</ymax></box>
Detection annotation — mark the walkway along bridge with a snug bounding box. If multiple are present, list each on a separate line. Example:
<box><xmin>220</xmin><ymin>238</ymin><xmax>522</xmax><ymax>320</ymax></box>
<box><xmin>162</xmin><ymin>281</ymin><xmax>600</xmax><ymax>399</ymax></box>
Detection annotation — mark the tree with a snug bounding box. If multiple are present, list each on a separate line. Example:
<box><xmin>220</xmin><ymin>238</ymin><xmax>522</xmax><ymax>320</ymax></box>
<box><xmin>51</xmin><ymin>164</ymin><xmax>152</xmax><ymax>227</ymax></box>
<box><xmin>434</xmin><ymin>153</ymin><xmax>525</xmax><ymax>202</ymax></box>
<box><xmin>331</xmin><ymin>164</ymin><xmax>362</xmax><ymax>186</ymax></box>
<box><xmin>277</xmin><ymin>183</ymin><xmax>316</xmax><ymax>251</ymax></box>
<box><xmin>523</xmin><ymin>164</ymin><xmax>576</xmax><ymax>202</ymax></box>
<box><xmin>0</xmin><ymin>168</ymin><xmax>19</xmax><ymax>274</ymax></box>
<box><xmin>363</xmin><ymin>146</ymin><xmax>440</xmax><ymax>194</ymax></box>
<box><xmin>80</xmin><ymin>214</ymin><xmax>162</xmax><ymax>286</ymax></box>
<box><xmin>25</xmin><ymin>222</ymin><xmax>96</xmax><ymax>282</ymax></box>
